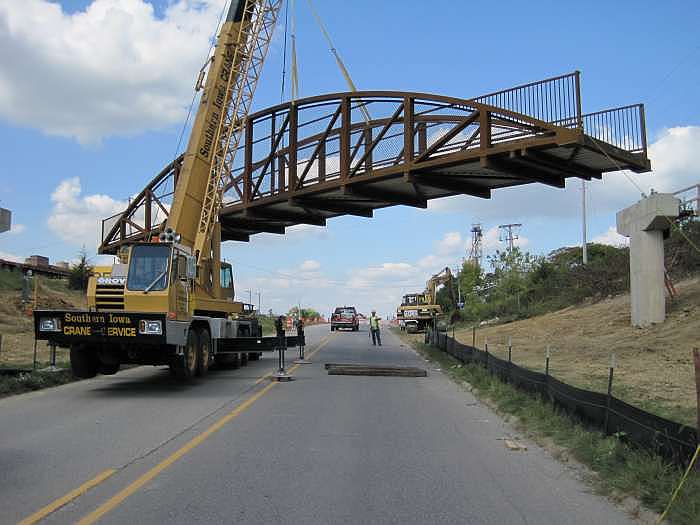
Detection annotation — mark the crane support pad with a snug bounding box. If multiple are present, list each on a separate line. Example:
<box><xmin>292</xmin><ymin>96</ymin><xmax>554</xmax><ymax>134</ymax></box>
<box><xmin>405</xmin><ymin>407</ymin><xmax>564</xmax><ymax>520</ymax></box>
<box><xmin>325</xmin><ymin>363</ymin><xmax>427</xmax><ymax>377</ymax></box>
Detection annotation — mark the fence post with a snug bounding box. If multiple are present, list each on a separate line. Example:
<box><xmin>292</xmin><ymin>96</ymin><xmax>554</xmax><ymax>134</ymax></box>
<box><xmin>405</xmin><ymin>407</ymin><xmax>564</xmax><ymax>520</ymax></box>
<box><xmin>507</xmin><ymin>336</ymin><xmax>513</xmax><ymax>383</ymax></box>
<box><xmin>472</xmin><ymin>326</ymin><xmax>476</xmax><ymax>348</ymax></box>
<box><xmin>507</xmin><ymin>336</ymin><xmax>512</xmax><ymax>363</ymax></box>
<box><xmin>604</xmin><ymin>353</ymin><xmax>616</xmax><ymax>436</ymax></box>
<box><xmin>693</xmin><ymin>348</ymin><xmax>700</xmax><ymax>455</ymax></box>
<box><xmin>485</xmin><ymin>338</ymin><xmax>489</xmax><ymax>371</ymax></box>
<box><xmin>545</xmin><ymin>345</ymin><xmax>550</xmax><ymax>378</ymax></box>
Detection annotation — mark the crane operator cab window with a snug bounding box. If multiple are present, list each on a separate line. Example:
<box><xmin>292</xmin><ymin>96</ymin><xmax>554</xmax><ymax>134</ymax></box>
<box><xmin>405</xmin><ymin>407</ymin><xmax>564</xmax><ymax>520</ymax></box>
<box><xmin>127</xmin><ymin>245</ymin><xmax>171</xmax><ymax>292</ymax></box>
<box><xmin>220</xmin><ymin>262</ymin><xmax>234</xmax><ymax>300</ymax></box>
<box><xmin>403</xmin><ymin>294</ymin><xmax>420</xmax><ymax>306</ymax></box>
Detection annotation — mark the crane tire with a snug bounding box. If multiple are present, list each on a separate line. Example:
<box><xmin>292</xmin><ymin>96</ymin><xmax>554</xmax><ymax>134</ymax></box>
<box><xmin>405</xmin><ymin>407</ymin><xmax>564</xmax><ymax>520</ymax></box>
<box><xmin>196</xmin><ymin>328</ymin><xmax>211</xmax><ymax>377</ymax></box>
<box><xmin>70</xmin><ymin>344</ymin><xmax>99</xmax><ymax>378</ymax></box>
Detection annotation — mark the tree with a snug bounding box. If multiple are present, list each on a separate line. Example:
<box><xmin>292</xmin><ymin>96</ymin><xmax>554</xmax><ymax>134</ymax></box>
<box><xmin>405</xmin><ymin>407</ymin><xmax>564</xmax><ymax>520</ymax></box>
<box><xmin>287</xmin><ymin>306</ymin><xmax>321</xmax><ymax>320</ymax></box>
<box><xmin>486</xmin><ymin>248</ymin><xmax>534</xmax><ymax>315</ymax></box>
<box><xmin>455</xmin><ymin>260</ymin><xmax>484</xmax><ymax>321</ymax></box>
<box><xmin>69</xmin><ymin>249</ymin><xmax>92</xmax><ymax>291</ymax></box>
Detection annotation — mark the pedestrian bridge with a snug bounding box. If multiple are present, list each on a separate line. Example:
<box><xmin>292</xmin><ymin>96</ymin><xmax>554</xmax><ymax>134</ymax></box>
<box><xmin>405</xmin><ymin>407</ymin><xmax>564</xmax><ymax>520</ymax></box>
<box><xmin>100</xmin><ymin>72</ymin><xmax>650</xmax><ymax>251</ymax></box>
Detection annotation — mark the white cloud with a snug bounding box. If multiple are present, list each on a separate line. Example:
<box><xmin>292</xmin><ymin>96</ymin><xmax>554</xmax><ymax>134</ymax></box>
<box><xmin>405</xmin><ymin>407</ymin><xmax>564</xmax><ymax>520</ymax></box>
<box><xmin>426</xmin><ymin>126</ymin><xmax>700</xmax><ymax>221</ymax></box>
<box><xmin>416</xmin><ymin>254</ymin><xmax>441</xmax><ymax>269</ymax></box>
<box><xmin>8</xmin><ymin>223</ymin><xmax>26</xmax><ymax>235</ymax></box>
<box><xmin>48</xmin><ymin>177</ymin><xmax>126</xmax><ymax>250</ymax></box>
<box><xmin>0</xmin><ymin>0</ymin><xmax>224</xmax><ymax>143</ymax></box>
<box><xmin>0</xmin><ymin>250</ymin><xmax>23</xmax><ymax>263</ymax></box>
<box><xmin>435</xmin><ymin>231</ymin><xmax>464</xmax><ymax>256</ymax></box>
<box><xmin>592</xmin><ymin>226</ymin><xmax>629</xmax><ymax>247</ymax></box>
<box><xmin>300</xmin><ymin>259</ymin><xmax>320</xmax><ymax>271</ymax></box>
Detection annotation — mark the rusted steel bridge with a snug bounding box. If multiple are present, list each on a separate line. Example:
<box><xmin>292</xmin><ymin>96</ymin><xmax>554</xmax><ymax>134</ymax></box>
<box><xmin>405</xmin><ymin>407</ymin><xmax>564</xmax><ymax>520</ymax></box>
<box><xmin>100</xmin><ymin>72</ymin><xmax>650</xmax><ymax>251</ymax></box>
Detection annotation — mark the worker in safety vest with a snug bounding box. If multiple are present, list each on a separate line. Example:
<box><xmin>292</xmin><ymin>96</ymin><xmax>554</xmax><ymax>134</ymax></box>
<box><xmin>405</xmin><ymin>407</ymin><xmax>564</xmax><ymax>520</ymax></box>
<box><xmin>369</xmin><ymin>310</ymin><xmax>382</xmax><ymax>346</ymax></box>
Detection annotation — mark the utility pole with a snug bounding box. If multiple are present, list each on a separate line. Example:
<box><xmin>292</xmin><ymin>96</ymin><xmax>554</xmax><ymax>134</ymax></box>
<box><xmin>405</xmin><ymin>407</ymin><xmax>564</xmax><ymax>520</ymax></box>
<box><xmin>257</xmin><ymin>290</ymin><xmax>262</xmax><ymax>312</ymax></box>
<box><xmin>582</xmin><ymin>180</ymin><xmax>588</xmax><ymax>265</ymax></box>
<box><xmin>245</xmin><ymin>289</ymin><xmax>252</xmax><ymax>305</ymax></box>
<box><xmin>498</xmin><ymin>223</ymin><xmax>522</xmax><ymax>253</ymax></box>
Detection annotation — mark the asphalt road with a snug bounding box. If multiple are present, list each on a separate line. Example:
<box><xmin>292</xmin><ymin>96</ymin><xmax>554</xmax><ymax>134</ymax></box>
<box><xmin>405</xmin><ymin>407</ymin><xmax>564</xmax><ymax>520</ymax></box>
<box><xmin>0</xmin><ymin>324</ymin><xmax>638</xmax><ymax>525</ymax></box>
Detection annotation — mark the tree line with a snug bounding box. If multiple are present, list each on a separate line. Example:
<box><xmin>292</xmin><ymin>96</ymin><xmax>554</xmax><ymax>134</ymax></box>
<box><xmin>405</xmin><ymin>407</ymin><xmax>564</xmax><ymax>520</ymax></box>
<box><xmin>436</xmin><ymin>219</ymin><xmax>699</xmax><ymax>323</ymax></box>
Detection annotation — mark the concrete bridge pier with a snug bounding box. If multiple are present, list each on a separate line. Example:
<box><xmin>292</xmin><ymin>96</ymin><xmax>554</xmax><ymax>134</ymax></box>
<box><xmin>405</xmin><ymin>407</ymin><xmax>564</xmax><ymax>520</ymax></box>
<box><xmin>616</xmin><ymin>193</ymin><xmax>680</xmax><ymax>327</ymax></box>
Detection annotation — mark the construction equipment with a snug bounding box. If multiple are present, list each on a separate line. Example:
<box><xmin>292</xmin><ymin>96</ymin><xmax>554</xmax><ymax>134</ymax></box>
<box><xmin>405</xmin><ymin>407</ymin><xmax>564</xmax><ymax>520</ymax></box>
<box><xmin>397</xmin><ymin>267</ymin><xmax>456</xmax><ymax>333</ymax></box>
<box><xmin>33</xmin><ymin>0</ymin><xmax>299</xmax><ymax>379</ymax></box>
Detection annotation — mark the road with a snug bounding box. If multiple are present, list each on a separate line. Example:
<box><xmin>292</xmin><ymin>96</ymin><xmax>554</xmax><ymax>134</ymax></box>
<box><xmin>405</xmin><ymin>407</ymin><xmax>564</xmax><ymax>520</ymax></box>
<box><xmin>0</xmin><ymin>324</ymin><xmax>637</xmax><ymax>525</ymax></box>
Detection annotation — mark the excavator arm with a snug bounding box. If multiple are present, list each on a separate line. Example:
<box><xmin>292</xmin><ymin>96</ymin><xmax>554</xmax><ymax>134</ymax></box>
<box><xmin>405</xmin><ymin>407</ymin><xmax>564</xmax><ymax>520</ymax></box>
<box><xmin>425</xmin><ymin>267</ymin><xmax>456</xmax><ymax>308</ymax></box>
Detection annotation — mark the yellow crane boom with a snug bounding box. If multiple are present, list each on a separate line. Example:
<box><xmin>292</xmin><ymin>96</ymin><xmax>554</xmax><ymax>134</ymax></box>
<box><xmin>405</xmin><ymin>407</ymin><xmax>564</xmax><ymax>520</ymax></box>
<box><xmin>167</xmin><ymin>0</ymin><xmax>282</xmax><ymax>267</ymax></box>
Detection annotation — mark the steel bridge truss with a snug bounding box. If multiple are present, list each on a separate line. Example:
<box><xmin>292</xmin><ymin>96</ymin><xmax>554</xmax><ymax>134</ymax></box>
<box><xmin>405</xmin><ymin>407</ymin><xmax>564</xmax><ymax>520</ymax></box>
<box><xmin>100</xmin><ymin>72</ymin><xmax>650</xmax><ymax>251</ymax></box>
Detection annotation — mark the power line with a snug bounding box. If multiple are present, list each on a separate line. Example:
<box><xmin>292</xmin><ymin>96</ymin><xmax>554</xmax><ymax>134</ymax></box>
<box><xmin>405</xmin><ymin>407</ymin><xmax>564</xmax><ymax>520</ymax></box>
<box><xmin>498</xmin><ymin>223</ymin><xmax>522</xmax><ymax>253</ymax></box>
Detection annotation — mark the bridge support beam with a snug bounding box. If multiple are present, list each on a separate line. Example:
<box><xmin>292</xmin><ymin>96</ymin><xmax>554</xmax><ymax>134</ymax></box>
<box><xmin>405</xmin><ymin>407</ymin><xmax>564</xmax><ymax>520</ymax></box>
<box><xmin>410</xmin><ymin>174</ymin><xmax>491</xmax><ymax>199</ymax></box>
<box><xmin>290</xmin><ymin>197</ymin><xmax>373</xmax><ymax>218</ymax></box>
<box><xmin>616</xmin><ymin>193</ymin><xmax>680</xmax><ymax>327</ymax></box>
<box><xmin>343</xmin><ymin>186</ymin><xmax>427</xmax><ymax>209</ymax></box>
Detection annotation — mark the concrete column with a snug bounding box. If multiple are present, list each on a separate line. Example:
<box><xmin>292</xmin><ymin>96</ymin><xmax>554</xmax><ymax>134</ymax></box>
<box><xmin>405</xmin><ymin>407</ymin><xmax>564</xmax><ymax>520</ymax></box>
<box><xmin>616</xmin><ymin>193</ymin><xmax>680</xmax><ymax>327</ymax></box>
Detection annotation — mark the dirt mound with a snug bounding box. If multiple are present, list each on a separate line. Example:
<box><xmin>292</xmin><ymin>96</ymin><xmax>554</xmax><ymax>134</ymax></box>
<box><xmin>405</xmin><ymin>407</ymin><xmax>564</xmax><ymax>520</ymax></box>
<box><xmin>0</xmin><ymin>277</ymin><xmax>85</xmax><ymax>367</ymax></box>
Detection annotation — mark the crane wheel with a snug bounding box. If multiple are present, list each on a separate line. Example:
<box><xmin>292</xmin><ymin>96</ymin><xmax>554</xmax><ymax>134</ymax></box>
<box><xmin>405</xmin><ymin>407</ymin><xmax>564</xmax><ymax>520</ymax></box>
<box><xmin>240</xmin><ymin>352</ymin><xmax>249</xmax><ymax>366</ymax></box>
<box><xmin>172</xmin><ymin>329</ymin><xmax>198</xmax><ymax>379</ymax></box>
<box><xmin>248</xmin><ymin>352</ymin><xmax>261</xmax><ymax>361</ymax></box>
<box><xmin>196</xmin><ymin>328</ymin><xmax>211</xmax><ymax>377</ymax></box>
<box><xmin>70</xmin><ymin>344</ymin><xmax>99</xmax><ymax>378</ymax></box>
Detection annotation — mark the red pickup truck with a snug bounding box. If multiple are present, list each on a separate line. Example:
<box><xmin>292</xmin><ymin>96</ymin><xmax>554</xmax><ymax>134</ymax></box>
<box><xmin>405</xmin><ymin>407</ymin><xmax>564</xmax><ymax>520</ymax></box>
<box><xmin>330</xmin><ymin>306</ymin><xmax>359</xmax><ymax>332</ymax></box>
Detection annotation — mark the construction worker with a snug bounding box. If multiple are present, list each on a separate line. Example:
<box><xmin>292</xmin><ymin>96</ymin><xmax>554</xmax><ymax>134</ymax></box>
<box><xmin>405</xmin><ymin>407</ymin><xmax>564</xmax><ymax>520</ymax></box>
<box><xmin>369</xmin><ymin>310</ymin><xmax>382</xmax><ymax>346</ymax></box>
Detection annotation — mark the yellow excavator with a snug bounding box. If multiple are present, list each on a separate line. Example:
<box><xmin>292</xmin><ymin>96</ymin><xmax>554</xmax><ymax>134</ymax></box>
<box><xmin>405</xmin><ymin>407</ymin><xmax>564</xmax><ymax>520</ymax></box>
<box><xmin>33</xmin><ymin>0</ymin><xmax>301</xmax><ymax>379</ymax></box>
<box><xmin>397</xmin><ymin>267</ymin><xmax>456</xmax><ymax>332</ymax></box>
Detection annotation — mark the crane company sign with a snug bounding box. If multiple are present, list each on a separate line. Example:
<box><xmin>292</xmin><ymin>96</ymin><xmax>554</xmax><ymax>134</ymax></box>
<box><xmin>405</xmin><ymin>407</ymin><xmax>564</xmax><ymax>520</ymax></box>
<box><xmin>35</xmin><ymin>310</ymin><xmax>166</xmax><ymax>343</ymax></box>
<box><xmin>0</xmin><ymin>208</ymin><xmax>10</xmax><ymax>234</ymax></box>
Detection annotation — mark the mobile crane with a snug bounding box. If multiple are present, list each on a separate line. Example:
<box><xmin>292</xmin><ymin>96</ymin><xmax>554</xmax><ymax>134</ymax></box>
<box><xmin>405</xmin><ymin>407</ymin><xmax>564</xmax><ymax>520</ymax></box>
<box><xmin>396</xmin><ymin>267</ymin><xmax>455</xmax><ymax>333</ymax></box>
<box><xmin>33</xmin><ymin>0</ymin><xmax>301</xmax><ymax>379</ymax></box>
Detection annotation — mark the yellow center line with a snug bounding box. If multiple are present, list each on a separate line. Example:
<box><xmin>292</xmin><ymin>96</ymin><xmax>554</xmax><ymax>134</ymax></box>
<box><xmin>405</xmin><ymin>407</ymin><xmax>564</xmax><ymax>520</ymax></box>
<box><xmin>74</xmin><ymin>332</ymin><xmax>335</xmax><ymax>525</ymax></box>
<box><xmin>16</xmin><ymin>469</ymin><xmax>116</xmax><ymax>525</ymax></box>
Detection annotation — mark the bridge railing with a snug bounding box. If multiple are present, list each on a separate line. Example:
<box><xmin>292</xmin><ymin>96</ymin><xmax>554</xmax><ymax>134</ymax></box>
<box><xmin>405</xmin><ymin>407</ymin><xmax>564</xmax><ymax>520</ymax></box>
<box><xmin>222</xmin><ymin>93</ymin><xmax>568</xmax><ymax>206</ymax></box>
<box><xmin>474</xmin><ymin>73</ymin><xmax>647</xmax><ymax>156</ymax></box>
<box><xmin>473</xmin><ymin>72</ymin><xmax>582</xmax><ymax>127</ymax></box>
<box><xmin>99</xmin><ymin>75</ymin><xmax>650</xmax><ymax>252</ymax></box>
<box><xmin>582</xmin><ymin>104</ymin><xmax>647</xmax><ymax>155</ymax></box>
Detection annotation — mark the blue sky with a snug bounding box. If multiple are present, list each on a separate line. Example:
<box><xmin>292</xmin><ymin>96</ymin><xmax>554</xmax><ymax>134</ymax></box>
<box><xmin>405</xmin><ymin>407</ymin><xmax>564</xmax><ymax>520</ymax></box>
<box><xmin>1</xmin><ymin>0</ymin><xmax>699</xmax><ymax>317</ymax></box>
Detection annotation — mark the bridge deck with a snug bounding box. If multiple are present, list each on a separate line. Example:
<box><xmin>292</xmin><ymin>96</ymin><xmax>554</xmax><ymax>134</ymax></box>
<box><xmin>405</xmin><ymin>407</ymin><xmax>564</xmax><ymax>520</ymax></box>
<box><xmin>100</xmin><ymin>72</ymin><xmax>650</xmax><ymax>250</ymax></box>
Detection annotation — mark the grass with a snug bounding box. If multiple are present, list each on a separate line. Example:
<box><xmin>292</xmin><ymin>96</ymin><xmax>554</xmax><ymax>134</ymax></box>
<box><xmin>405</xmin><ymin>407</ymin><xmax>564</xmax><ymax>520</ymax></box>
<box><xmin>448</xmin><ymin>277</ymin><xmax>700</xmax><ymax>427</ymax></box>
<box><xmin>0</xmin><ymin>271</ymin><xmax>85</xmax><ymax>368</ymax></box>
<box><xmin>0</xmin><ymin>269</ymin><xmax>23</xmax><ymax>291</ymax></box>
<box><xmin>396</xmin><ymin>329</ymin><xmax>700</xmax><ymax>525</ymax></box>
<box><xmin>0</xmin><ymin>366</ymin><xmax>75</xmax><ymax>398</ymax></box>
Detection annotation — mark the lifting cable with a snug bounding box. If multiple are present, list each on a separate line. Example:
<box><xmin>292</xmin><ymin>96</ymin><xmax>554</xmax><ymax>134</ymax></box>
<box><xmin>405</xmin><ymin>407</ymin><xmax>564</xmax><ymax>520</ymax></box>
<box><xmin>290</xmin><ymin>0</ymin><xmax>300</xmax><ymax>102</ymax></box>
<box><xmin>279</xmin><ymin>0</ymin><xmax>290</xmax><ymax>102</ymax></box>
<box><xmin>306</xmin><ymin>0</ymin><xmax>371</xmax><ymax>123</ymax></box>
<box><xmin>656</xmin><ymin>444</ymin><xmax>700</xmax><ymax>524</ymax></box>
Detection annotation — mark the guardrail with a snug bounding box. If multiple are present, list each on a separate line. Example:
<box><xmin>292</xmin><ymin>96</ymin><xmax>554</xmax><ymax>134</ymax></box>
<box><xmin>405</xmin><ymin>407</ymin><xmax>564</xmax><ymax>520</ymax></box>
<box><xmin>426</xmin><ymin>329</ymin><xmax>697</xmax><ymax>467</ymax></box>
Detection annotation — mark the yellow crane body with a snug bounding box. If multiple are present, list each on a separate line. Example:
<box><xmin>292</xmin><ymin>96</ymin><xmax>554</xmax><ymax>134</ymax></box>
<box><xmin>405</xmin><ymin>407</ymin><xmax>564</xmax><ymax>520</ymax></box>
<box><xmin>33</xmin><ymin>1</ymin><xmax>301</xmax><ymax>381</ymax></box>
